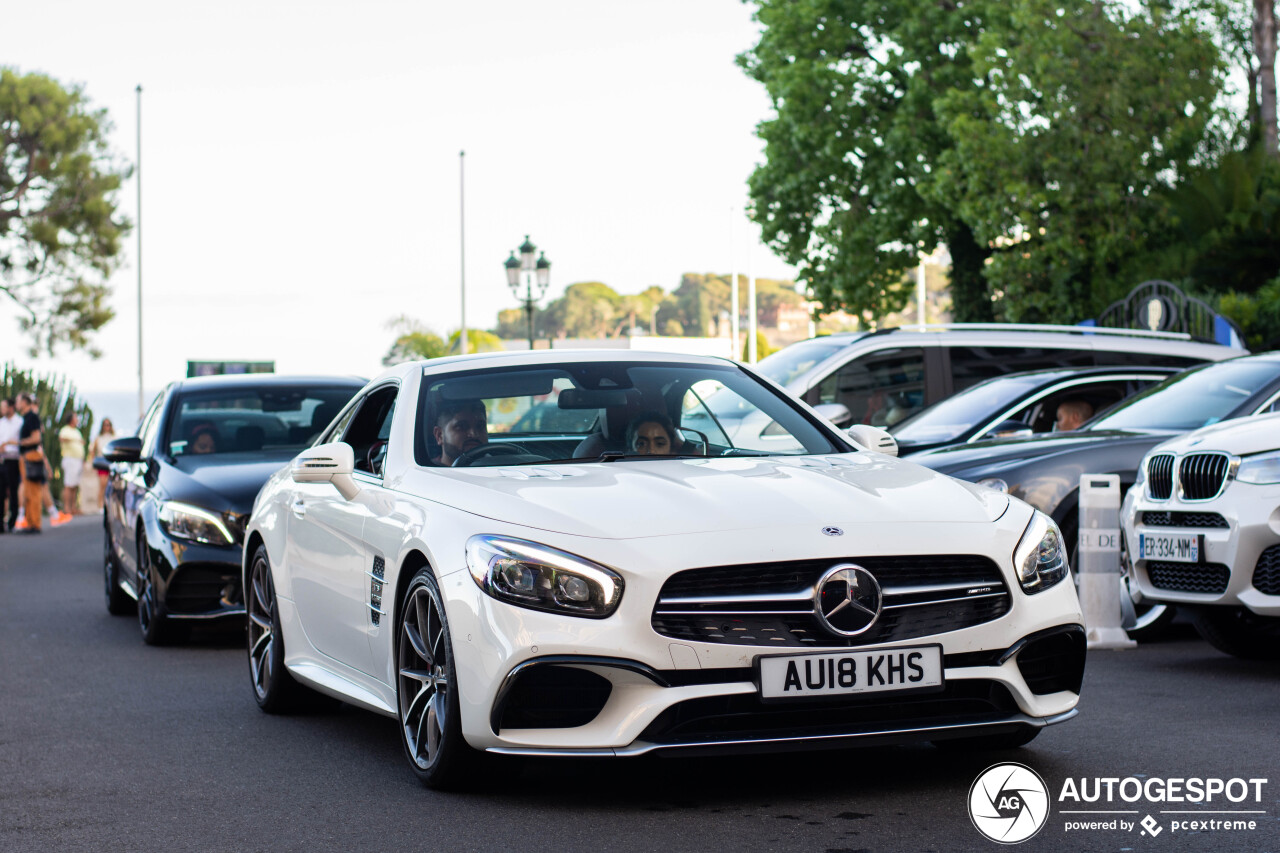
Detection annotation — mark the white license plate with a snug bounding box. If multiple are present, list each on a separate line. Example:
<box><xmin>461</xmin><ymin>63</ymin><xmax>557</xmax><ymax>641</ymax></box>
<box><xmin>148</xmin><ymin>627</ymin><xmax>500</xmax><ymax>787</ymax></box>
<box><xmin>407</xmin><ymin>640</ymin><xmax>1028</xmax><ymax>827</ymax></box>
<box><xmin>1139</xmin><ymin>532</ymin><xmax>1200</xmax><ymax>563</ymax></box>
<box><xmin>757</xmin><ymin>645</ymin><xmax>943</xmax><ymax>700</ymax></box>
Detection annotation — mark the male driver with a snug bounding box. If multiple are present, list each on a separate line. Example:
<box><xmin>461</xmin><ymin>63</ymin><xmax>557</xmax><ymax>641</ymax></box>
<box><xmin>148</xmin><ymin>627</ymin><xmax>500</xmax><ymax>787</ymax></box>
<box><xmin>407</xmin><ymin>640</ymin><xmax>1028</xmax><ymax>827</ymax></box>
<box><xmin>1055</xmin><ymin>399</ymin><xmax>1094</xmax><ymax>432</ymax></box>
<box><xmin>432</xmin><ymin>399</ymin><xmax>489</xmax><ymax>466</ymax></box>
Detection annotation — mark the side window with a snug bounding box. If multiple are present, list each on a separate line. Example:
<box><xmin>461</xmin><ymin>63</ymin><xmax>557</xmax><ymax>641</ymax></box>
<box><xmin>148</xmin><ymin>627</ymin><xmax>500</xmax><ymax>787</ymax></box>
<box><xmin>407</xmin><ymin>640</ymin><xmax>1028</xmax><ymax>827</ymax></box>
<box><xmin>343</xmin><ymin>386</ymin><xmax>398</xmax><ymax>476</ymax></box>
<box><xmin>137</xmin><ymin>391</ymin><xmax>167</xmax><ymax>457</ymax></box>
<box><xmin>815</xmin><ymin>347</ymin><xmax>926</xmax><ymax>427</ymax></box>
<box><xmin>947</xmin><ymin>346</ymin><xmax>1091</xmax><ymax>394</ymax></box>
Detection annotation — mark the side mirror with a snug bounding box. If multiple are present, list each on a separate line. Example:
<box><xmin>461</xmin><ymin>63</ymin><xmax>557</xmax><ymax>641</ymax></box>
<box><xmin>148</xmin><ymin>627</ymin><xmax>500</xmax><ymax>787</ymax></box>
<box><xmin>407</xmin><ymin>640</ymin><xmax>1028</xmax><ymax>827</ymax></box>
<box><xmin>848</xmin><ymin>424</ymin><xmax>899</xmax><ymax>457</ymax></box>
<box><xmin>812</xmin><ymin>402</ymin><xmax>853</xmax><ymax>427</ymax></box>
<box><xmin>292</xmin><ymin>442</ymin><xmax>360</xmax><ymax>500</ymax></box>
<box><xmin>103</xmin><ymin>436</ymin><xmax>143</xmax><ymax>463</ymax></box>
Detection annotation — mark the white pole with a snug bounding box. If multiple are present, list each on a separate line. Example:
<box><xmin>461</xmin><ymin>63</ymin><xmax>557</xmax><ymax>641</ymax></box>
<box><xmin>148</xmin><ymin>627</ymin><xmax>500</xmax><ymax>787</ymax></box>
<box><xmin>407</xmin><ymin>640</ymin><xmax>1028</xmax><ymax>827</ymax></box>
<box><xmin>729</xmin><ymin>205</ymin><xmax>739</xmax><ymax>361</ymax></box>
<box><xmin>459</xmin><ymin>150</ymin><xmax>468</xmax><ymax>355</ymax></box>
<box><xmin>135</xmin><ymin>84</ymin><xmax>144</xmax><ymax>419</ymax></box>
<box><xmin>917</xmin><ymin>252</ymin><xmax>927</xmax><ymax>326</ymax></box>
<box><xmin>747</xmin><ymin>235</ymin><xmax>758</xmax><ymax>364</ymax></box>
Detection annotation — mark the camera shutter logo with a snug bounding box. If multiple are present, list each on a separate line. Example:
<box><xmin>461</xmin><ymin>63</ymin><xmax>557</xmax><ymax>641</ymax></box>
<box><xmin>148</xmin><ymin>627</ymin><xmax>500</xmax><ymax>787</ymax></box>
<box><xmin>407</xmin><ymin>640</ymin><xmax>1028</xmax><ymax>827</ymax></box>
<box><xmin>968</xmin><ymin>763</ymin><xmax>1050</xmax><ymax>844</ymax></box>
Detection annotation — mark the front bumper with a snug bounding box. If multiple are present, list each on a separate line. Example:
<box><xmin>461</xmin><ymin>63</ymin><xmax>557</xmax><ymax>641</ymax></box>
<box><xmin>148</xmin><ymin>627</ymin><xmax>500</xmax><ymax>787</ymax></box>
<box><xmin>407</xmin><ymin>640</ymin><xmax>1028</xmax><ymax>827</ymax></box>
<box><xmin>145</xmin><ymin>533</ymin><xmax>245</xmax><ymax>620</ymax></box>
<box><xmin>441</xmin><ymin>519</ymin><xmax>1085</xmax><ymax>755</ymax></box>
<box><xmin>1122</xmin><ymin>480</ymin><xmax>1280</xmax><ymax>615</ymax></box>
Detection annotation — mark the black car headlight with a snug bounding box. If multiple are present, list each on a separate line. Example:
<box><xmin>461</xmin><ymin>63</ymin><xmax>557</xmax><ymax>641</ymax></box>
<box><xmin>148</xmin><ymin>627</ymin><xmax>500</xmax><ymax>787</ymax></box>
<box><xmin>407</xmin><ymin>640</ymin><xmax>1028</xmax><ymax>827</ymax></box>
<box><xmin>158</xmin><ymin>501</ymin><xmax>235</xmax><ymax>546</ymax></box>
<box><xmin>1013</xmin><ymin>510</ymin><xmax>1069</xmax><ymax>594</ymax></box>
<box><xmin>465</xmin><ymin>535</ymin><xmax>624</xmax><ymax>618</ymax></box>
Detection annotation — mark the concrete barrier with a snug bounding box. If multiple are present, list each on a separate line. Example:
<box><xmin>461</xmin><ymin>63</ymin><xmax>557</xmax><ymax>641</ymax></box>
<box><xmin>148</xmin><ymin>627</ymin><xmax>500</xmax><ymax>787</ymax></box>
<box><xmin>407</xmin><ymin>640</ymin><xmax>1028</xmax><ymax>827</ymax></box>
<box><xmin>1077</xmin><ymin>474</ymin><xmax>1136</xmax><ymax>650</ymax></box>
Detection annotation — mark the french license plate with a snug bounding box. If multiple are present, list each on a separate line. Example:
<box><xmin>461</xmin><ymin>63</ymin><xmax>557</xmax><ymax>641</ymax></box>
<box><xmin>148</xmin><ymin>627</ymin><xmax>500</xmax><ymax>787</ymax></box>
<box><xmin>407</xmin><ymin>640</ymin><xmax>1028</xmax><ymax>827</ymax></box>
<box><xmin>757</xmin><ymin>645</ymin><xmax>943</xmax><ymax>700</ymax></box>
<box><xmin>1139</xmin><ymin>532</ymin><xmax>1200</xmax><ymax>563</ymax></box>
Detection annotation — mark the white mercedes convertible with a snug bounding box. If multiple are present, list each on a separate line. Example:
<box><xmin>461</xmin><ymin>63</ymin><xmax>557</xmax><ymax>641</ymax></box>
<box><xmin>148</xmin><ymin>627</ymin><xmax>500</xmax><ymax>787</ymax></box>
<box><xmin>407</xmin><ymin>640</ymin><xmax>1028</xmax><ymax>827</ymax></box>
<box><xmin>243</xmin><ymin>351</ymin><xmax>1084</xmax><ymax>788</ymax></box>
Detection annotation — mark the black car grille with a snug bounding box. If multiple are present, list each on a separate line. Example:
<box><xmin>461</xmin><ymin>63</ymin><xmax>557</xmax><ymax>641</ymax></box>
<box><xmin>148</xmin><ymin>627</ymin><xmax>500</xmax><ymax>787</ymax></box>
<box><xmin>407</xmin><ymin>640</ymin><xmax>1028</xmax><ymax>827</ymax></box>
<box><xmin>652</xmin><ymin>556</ymin><xmax>1010</xmax><ymax>648</ymax></box>
<box><xmin>1252</xmin><ymin>545</ymin><xmax>1280</xmax><ymax>596</ymax></box>
<box><xmin>1147</xmin><ymin>561</ymin><xmax>1230</xmax><ymax>595</ymax></box>
<box><xmin>638</xmin><ymin>680</ymin><xmax>1019</xmax><ymax>746</ymax></box>
<box><xmin>1178</xmin><ymin>453</ymin><xmax>1230</xmax><ymax>501</ymax></box>
<box><xmin>1147</xmin><ymin>454</ymin><xmax>1174</xmax><ymax>499</ymax></box>
<box><xmin>1141</xmin><ymin>511</ymin><xmax>1229</xmax><ymax>529</ymax></box>
<box><xmin>165</xmin><ymin>565</ymin><xmax>241</xmax><ymax>613</ymax></box>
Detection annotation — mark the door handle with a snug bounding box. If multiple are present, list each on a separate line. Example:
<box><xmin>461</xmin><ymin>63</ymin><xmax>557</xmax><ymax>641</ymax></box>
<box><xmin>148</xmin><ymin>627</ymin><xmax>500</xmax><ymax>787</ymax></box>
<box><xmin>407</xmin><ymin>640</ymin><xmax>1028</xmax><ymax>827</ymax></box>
<box><xmin>291</xmin><ymin>499</ymin><xmax>306</xmax><ymax>518</ymax></box>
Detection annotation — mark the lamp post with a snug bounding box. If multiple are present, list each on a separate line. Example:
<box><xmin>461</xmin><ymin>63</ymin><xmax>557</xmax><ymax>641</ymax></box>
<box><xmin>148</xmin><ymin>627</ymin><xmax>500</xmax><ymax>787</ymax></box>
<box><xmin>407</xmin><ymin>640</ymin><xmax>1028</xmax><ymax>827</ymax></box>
<box><xmin>504</xmin><ymin>234</ymin><xmax>551</xmax><ymax>351</ymax></box>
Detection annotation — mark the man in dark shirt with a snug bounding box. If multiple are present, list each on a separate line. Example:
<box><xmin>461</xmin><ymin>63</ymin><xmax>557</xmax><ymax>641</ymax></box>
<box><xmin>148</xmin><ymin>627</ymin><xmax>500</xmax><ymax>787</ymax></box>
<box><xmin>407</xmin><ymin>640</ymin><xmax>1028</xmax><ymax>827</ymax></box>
<box><xmin>16</xmin><ymin>393</ymin><xmax>46</xmax><ymax>533</ymax></box>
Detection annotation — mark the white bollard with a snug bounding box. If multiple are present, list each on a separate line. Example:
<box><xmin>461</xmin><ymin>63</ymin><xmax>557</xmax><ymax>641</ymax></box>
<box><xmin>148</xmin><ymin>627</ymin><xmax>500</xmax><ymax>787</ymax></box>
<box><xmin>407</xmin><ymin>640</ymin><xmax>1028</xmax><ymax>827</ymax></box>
<box><xmin>1077</xmin><ymin>474</ymin><xmax>1137</xmax><ymax>650</ymax></box>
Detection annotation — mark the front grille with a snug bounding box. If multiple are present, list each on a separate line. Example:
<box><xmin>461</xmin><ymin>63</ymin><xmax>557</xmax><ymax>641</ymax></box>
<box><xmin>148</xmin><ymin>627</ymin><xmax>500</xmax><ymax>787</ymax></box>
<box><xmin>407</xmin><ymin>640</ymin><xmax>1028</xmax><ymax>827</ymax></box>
<box><xmin>652</xmin><ymin>556</ymin><xmax>1010</xmax><ymax>648</ymax></box>
<box><xmin>638</xmin><ymin>680</ymin><xmax>1018</xmax><ymax>745</ymax></box>
<box><xmin>1141</xmin><ymin>511</ymin><xmax>1228</xmax><ymax>529</ymax></box>
<box><xmin>1252</xmin><ymin>545</ymin><xmax>1280</xmax><ymax>596</ymax></box>
<box><xmin>1179</xmin><ymin>453</ymin><xmax>1230</xmax><ymax>501</ymax></box>
<box><xmin>1148</xmin><ymin>561</ymin><xmax>1230</xmax><ymax>595</ymax></box>
<box><xmin>1147</xmin><ymin>454</ymin><xmax>1174</xmax><ymax>499</ymax></box>
<box><xmin>165</xmin><ymin>565</ymin><xmax>240</xmax><ymax>613</ymax></box>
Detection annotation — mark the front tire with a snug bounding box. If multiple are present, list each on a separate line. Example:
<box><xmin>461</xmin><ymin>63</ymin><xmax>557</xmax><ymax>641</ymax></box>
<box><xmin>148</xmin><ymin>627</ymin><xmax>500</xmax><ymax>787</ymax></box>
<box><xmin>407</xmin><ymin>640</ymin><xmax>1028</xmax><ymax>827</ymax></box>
<box><xmin>104</xmin><ymin>522</ymin><xmax>132</xmax><ymax>616</ymax></box>
<box><xmin>397</xmin><ymin>567</ymin><xmax>480</xmax><ymax>789</ymax></box>
<box><xmin>136</xmin><ymin>532</ymin><xmax>174</xmax><ymax>645</ymax></box>
<box><xmin>247</xmin><ymin>545</ymin><xmax>309</xmax><ymax>712</ymax></box>
<box><xmin>1191</xmin><ymin>607</ymin><xmax>1280</xmax><ymax>660</ymax></box>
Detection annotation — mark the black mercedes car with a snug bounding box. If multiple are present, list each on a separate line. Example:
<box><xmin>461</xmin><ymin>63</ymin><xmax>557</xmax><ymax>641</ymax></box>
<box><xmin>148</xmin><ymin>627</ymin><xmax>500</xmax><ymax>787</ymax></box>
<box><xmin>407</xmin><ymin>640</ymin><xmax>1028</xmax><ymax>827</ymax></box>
<box><xmin>102</xmin><ymin>374</ymin><xmax>365</xmax><ymax>644</ymax></box>
<box><xmin>908</xmin><ymin>353</ymin><xmax>1280</xmax><ymax>637</ymax></box>
<box><xmin>890</xmin><ymin>365</ymin><xmax>1178</xmax><ymax>455</ymax></box>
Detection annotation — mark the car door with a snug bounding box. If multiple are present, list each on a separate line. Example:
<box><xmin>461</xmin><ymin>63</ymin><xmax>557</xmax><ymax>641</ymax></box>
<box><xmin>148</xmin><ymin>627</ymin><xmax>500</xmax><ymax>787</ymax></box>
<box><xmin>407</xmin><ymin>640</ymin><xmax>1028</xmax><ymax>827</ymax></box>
<box><xmin>287</xmin><ymin>384</ymin><xmax>397</xmax><ymax>677</ymax></box>
<box><xmin>110</xmin><ymin>391</ymin><xmax>165</xmax><ymax>591</ymax></box>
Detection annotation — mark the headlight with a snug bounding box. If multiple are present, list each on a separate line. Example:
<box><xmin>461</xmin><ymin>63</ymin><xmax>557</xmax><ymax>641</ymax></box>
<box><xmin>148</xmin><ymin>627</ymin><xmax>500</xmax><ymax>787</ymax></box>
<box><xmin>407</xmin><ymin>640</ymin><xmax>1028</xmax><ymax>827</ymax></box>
<box><xmin>1236</xmin><ymin>450</ymin><xmax>1280</xmax><ymax>485</ymax></box>
<box><xmin>1133</xmin><ymin>454</ymin><xmax>1150</xmax><ymax>490</ymax></box>
<box><xmin>1012</xmin><ymin>510</ymin><xmax>1069</xmax><ymax>594</ymax></box>
<box><xmin>465</xmin><ymin>535</ymin><xmax>624</xmax><ymax>619</ymax></box>
<box><xmin>158</xmin><ymin>501</ymin><xmax>235</xmax><ymax>546</ymax></box>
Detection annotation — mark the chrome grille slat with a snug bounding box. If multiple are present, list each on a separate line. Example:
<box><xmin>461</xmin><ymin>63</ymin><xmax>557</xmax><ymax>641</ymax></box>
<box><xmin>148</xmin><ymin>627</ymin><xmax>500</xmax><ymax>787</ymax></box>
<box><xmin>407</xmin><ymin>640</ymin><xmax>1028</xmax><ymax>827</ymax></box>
<box><xmin>652</xmin><ymin>555</ymin><xmax>1010</xmax><ymax>648</ymax></box>
<box><xmin>1178</xmin><ymin>452</ymin><xmax>1229</xmax><ymax>501</ymax></box>
<box><xmin>1147</xmin><ymin>454</ymin><xmax>1174</xmax><ymax>500</ymax></box>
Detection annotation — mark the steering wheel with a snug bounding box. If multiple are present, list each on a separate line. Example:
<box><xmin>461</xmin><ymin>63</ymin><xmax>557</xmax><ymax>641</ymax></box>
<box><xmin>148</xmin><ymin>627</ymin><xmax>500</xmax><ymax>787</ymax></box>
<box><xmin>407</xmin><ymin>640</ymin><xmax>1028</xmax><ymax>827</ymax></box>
<box><xmin>451</xmin><ymin>442</ymin><xmax>530</xmax><ymax>467</ymax></box>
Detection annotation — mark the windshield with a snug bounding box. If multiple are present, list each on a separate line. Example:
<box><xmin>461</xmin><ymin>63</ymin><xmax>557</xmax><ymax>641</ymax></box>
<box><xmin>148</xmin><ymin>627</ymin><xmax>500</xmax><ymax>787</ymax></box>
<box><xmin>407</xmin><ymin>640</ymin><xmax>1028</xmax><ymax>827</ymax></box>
<box><xmin>1088</xmin><ymin>360</ymin><xmax>1278</xmax><ymax>432</ymax></box>
<box><xmin>166</xmin><ymin>384</ymin><xmax>361</xmax><ymax>456</ymax></box>
<box><xmin>892</xmin><ymin>373</ymin><xmax>1054</xmax><ymax>444</ymax></box>
<box><xmin>755</xmin><ymin>338</ymin><xmax>851</xmax><ymax>386</ymax></box>
<box><xmin>416</xmin><ymin>360</ymin><xmax>845</xmax><ymax>467</ymax></box>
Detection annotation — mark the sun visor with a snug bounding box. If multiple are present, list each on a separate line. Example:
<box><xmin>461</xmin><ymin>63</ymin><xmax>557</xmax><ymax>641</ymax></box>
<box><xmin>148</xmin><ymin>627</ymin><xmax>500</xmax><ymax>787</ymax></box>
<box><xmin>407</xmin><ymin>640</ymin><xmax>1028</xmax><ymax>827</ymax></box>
<box><xmin>434</xmin><ymin>370</ymin><xmax>558</xmax><ymax>400</ymax></box>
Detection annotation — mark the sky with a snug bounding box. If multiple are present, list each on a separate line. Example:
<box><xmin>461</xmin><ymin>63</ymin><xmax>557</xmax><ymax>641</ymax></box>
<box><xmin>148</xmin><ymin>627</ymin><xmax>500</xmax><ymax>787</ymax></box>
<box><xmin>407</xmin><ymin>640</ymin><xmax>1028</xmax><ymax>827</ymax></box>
<box><xmin>1</xmin><ymin>0</ymin><xmax>797</xmax><ymax>411</ymax></box>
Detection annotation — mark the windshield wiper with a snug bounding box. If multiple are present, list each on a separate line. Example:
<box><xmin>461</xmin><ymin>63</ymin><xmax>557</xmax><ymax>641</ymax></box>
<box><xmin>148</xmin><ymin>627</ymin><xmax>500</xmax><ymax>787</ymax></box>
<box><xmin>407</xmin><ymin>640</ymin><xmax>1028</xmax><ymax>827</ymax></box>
<box><xmin>597</xmin><ymin>452</ymin><xmax>707</xmax><ymax>463</ymax></box>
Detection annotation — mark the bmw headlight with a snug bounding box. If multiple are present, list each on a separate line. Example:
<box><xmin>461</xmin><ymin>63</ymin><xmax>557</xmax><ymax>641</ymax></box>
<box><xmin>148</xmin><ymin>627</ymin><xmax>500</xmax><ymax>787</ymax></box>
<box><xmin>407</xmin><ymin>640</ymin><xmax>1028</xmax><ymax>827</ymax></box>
<box><xmin>465</xmin><ymin>535</ymin><xmax>624</xmax><ymax>618</ymax></box>
<box><xmin>158</xmin><ymin>502</ymin><xmax>235</xmax><ymax>546</ymax></box>
<box><xmin>1236</xmin><ymin>450</ymin><xmax>1280</xmax><ymax>485</ymax></box>
<box><xmin>1012</xmin><ymin>510</ymin><xmax>1069</xmax><ymax>594</ymax></box>
<box><xmin>1133</xmin><ymin>454</ymin><xmax>1150</xmax><ymax>490</ymax></box>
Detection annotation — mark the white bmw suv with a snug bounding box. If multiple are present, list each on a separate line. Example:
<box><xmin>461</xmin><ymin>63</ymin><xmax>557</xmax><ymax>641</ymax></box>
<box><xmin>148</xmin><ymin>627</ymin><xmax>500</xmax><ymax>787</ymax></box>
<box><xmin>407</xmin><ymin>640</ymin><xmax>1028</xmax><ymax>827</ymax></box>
<box><xmin>1122</xmin><ymin>412</ymin><xmax>1280</xmax><ymax>658</ymax></box>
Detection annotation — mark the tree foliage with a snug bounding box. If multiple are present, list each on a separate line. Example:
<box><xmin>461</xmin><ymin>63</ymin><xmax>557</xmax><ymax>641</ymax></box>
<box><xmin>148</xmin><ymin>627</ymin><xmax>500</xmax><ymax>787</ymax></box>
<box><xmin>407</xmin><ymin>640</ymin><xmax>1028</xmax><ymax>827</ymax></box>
<box><xmin>740</xmin><ymin>0</ymin><xmax>1230</xmax><ymax>323</ymax></box>
<box><xmin>1</xmin><ymin>69</ymin><xmax>131</xmax><ymax>355</ymax></box>
<box><xmin>1</xmin><ymin>361</ymin><xmax>94</xmax><ymax>501</ymax></box>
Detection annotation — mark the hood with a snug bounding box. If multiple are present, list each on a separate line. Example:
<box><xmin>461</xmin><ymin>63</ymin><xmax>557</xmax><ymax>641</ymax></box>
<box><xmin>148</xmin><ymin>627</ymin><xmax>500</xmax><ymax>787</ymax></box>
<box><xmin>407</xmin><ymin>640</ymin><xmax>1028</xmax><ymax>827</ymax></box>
<box><xmin>907</xmin><ymin>429</ymin><xmax>1171</xmax><ymax>476</ymax></box>
<box><xmin>1150</xmin><ymin>413</ymin><xmax>1280</xmax><ymax>458</ymax></box>
<box><xmin>162</xmin><ymin>452</ymin><xmax>295</xmax><ymax>513</ymax></box>
<box><xmin>404</xmin><ymin>454</ymin><xmax>1009</xmax><ymax>540</ymax></box>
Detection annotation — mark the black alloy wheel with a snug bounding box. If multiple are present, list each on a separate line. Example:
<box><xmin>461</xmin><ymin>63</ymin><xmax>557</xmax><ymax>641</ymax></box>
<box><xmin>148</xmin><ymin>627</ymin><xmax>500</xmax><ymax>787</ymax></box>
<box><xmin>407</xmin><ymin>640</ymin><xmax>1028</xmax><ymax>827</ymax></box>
<box><xmin>136</xmin><ymin>532</ymin><xmax>172</xmax><ymax>645</ymax></box>
<box><xmin>397</xmin><ymin>567</ymin><xmax>481</xmax><ymax>789</ymax></box>
<box><xmin>104</xmin><ymin>523</ymin><xmax>132</xmax><ymax>616</ymax></box>
<box><xmin>247</xmin><ymin>544</ymin><xmax>308</xmax><ymax>711</ymax></box>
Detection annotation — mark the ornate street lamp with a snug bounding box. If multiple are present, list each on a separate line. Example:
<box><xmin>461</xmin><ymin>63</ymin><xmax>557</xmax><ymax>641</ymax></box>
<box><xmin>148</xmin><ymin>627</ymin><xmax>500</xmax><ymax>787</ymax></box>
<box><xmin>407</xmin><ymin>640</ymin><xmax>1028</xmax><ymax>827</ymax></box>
<box><xmin>505</xmin><ymin>235</ymin><xmax>551</xmax><ymax>350</ymax></box>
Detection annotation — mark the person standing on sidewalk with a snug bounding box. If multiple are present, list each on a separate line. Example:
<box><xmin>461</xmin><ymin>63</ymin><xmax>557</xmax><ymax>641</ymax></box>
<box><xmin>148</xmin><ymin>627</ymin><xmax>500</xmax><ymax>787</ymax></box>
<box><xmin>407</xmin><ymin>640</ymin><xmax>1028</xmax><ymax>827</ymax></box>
<box><xmin>59</xmin><ymin>412</ymin><xmax>86</xmax><ymax>517</ymax></box>
<box><xmin>89</xmin><ymin>418</ymin><xmax>115</xmax><ymax>510</ymax></box>
<box><xmin>15</xmin><ymin>393</ymin><xmax>47</xmax><ymax>534</ymax></box>
<box><xmin>0</xmin><ymin>398</ymin><xmax>21</xmax><ymax>532</ymax></box>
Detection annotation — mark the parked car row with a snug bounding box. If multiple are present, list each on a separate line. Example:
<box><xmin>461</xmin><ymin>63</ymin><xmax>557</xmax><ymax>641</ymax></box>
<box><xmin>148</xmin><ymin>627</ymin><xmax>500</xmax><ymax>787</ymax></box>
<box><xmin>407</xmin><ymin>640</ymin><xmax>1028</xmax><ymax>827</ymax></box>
<box><xmin>95</xmin><ymin>325</ymin><xmax>1265</xmax><ymax>791</ymax></box>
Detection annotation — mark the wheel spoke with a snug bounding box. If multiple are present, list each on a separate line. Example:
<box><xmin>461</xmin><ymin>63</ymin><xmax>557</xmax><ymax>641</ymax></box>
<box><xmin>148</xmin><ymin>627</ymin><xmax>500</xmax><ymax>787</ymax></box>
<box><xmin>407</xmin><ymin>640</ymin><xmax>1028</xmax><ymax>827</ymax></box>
<box><xmin>399</xmin><ymin>667</ymin><xmax>434</xmax><ymax>686</ymax></box>
<box><xmin>403</xmin><ymin>620</ymin><xmax>431</xmax><ymax>663</ymax></box>
<box><xmin>252</xmin><ymin>569</ymin><xmax>271</xmax><ymax>615</ymax></box>
<box><xmin>249</xmin><ymin>611</ymin><xmax>271</xmax><ymax>630</ymax></box>
<box><xmin>424</xmin><ymin>694</ymin><xmax>442</xmax><ymax>758</ymax></box>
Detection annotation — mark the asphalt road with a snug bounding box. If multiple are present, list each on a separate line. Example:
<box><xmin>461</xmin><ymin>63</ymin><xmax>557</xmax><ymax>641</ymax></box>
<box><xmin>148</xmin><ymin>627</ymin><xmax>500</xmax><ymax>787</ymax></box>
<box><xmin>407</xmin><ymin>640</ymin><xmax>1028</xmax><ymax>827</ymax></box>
<box><xmin>2</xmin><ymin>517</ymin><xmax>1278</xmax><ymax>853</ymax></box>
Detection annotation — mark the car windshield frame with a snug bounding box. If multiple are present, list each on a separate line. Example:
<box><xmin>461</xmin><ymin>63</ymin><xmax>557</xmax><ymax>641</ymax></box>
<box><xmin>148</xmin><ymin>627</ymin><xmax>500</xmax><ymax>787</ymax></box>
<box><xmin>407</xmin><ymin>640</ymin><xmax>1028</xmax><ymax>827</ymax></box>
<box><xmin>164</xmin><ymin>383</ymin><xmax>362</xmax><ymax>458</ymax></box>
<box><xmin>1086</xmin><ymin>360</ymin><xmax>1279</xmax><ymax>433</ymax></box>
<box><xmin>413</xmin><ymin>359</ymin><xmax>850</xmax><ymax>467</ymax></box>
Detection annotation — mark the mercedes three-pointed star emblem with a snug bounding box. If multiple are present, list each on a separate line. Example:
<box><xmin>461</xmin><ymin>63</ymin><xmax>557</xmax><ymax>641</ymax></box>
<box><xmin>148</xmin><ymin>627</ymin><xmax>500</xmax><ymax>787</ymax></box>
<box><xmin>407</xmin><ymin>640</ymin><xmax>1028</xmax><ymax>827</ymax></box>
<box><xmin>814</xmin><ymin>563</ymin><xmax>883</xmax><ymax>637</ymax></box>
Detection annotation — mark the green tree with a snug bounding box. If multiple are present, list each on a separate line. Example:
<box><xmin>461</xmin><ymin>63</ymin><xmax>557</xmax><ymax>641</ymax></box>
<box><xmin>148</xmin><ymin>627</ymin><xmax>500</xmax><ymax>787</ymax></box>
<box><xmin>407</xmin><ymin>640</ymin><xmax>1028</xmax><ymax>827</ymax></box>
<box><xmin>739</xmin><ymin>0</ymin><xmax>1000</xmax><ymax>323</ymax></box>
<box><xmin>928</xmin><ymin>0</ymin><xmax>1225</xmax><ymax>321</ymax></box>
<box><xmin>382</xmin><ymin>316</ymin><xmax>447</xmax><ymax>364</ymax></box>
<box><xmin>447</xmin><ymin>328</ymin><xmax>505</xmax><ymax>354</ymax></box>
<box><xmin>555</xmin><ymin>281</ymin><xmax>622</xmax><ymax>338</ymax></box>
<box><xmin>672</xmin><ymin>273</ymin><xmax>730</xmax><ymax>336</ymax></box>
<box><xmin>1</xmin><ymin>70</ymin><xmax>131</xmax><ymax>355</ymax></box>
